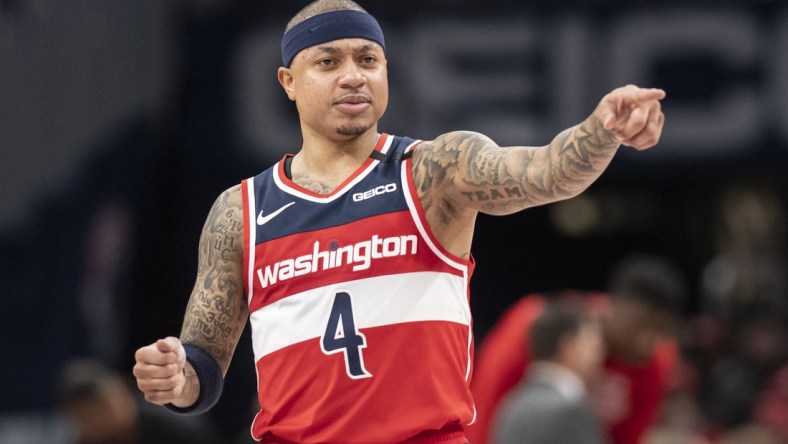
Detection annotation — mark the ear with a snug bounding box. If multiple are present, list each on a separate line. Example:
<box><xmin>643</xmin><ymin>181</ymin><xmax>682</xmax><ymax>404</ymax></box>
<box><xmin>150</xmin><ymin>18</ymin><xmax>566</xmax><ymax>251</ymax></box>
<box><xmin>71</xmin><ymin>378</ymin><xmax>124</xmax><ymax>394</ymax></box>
<box><xmin>278</xmin><ymin>67</ymin><xmax>296</xmax><ymax>101</ymax></box>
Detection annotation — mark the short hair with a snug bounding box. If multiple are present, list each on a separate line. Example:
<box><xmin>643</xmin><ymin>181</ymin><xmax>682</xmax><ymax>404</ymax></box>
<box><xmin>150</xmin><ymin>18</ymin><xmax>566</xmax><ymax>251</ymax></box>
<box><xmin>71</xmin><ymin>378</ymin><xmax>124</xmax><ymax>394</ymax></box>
<box><xmin>285</xmin><ymin>0</ymin><xmax>367</xmax><ymax>34</ymax></box>
<box><xmin>529</xmin><ymin>300</ymin><xmax>590</xmax><ymax>361</ymax></box>
<box><xmin>607</xmin><ymin>254</ymin><xmax>687</xmax><ymax>313</ymax></box>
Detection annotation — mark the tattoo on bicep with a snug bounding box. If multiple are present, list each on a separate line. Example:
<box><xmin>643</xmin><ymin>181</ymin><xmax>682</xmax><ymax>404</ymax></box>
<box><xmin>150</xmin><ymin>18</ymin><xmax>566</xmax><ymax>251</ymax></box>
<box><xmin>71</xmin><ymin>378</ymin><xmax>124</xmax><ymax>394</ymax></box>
<box><xmin>414</xmin><ymin>132</ymin><xmax>501</xmax><ymax>189</ymax></box>
<box><xmin>411</xmin><ymin>136</ymin><xmax>465</xmax><ymax>223</ymax></box>
<box><xmin>459</xmin><ymin>186</ymin><xmax>525</xmax><ymax>203</ymax></box>
<box><xmin>458</xmin><ymin>137</ymin><xmax>528</xmax><ymax>208</ymax></box>
<box><xmin>460</xmin><ymin>138</ymin><xmax>506</xmax><ymax>186</ymax></box>
<box><xmin>414</xmin><ymin>132</ymin><xmax>526</xmax><ymax>214</ymax></box>
<box><xmin>181</xmin><ymin>189</ymin><xmax>247</xmax><ymax>367</ymax></box>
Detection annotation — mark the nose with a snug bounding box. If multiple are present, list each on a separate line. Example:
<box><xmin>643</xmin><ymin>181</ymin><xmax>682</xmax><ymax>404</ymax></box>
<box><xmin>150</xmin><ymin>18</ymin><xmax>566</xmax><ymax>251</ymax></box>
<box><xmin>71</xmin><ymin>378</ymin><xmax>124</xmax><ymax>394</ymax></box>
<box><xmin>339</xmin><ymin>61</ymin><xmax>366</xmax><ymax>88</ymax></box>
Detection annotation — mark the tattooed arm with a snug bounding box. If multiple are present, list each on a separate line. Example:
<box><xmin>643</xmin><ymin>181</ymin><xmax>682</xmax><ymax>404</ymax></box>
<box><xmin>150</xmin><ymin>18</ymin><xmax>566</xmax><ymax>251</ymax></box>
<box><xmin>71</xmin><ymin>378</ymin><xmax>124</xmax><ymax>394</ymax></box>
<box><xmin>133</xmin><ymin>185</ymin><xmax>247</xmax><ymax>408</ymax></box>
<box><xmin>178</xmin><ymin>185</ymin><xmax>247</xmax><ymax>397</ymax></box>
<box><xmin>410</xmin><ymin>85</ymin><xmax>665</xmax><ymax>256</ymax></box>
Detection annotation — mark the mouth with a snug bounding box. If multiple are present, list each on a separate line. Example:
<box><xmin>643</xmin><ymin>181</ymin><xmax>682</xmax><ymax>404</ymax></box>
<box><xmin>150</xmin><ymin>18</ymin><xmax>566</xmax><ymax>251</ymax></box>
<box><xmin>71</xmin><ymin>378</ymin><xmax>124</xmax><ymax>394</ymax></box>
<box><xmin>333</xmin><ymin>95</ymin><xmax>371</xmax><ymax>114</ymax></box>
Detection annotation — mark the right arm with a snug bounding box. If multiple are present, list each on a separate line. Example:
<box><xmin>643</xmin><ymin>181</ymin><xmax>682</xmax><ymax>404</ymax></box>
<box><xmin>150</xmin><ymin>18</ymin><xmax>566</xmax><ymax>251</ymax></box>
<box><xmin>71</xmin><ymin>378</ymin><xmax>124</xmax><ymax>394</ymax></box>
<box><xmin>133</xmin><ymin>185</ymin><xmax>248</xmax><ymax>408</ymax></box>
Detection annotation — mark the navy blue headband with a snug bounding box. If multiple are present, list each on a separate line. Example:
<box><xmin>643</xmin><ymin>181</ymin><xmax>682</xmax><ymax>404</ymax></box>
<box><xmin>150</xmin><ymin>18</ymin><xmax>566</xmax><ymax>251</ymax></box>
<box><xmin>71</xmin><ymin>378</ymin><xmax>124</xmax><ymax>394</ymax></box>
<box><xmin>281</xmin><ymin>10</ymin><xmax>385</xmax><ymax>67</ymax></box>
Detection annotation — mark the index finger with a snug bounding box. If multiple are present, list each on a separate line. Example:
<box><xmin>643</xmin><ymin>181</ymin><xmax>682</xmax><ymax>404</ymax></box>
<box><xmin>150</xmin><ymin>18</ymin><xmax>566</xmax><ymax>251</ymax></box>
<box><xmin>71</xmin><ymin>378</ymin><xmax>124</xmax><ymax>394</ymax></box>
<box><xmin>632</xmin><ymin>88</ymin><xmax>666</xmax><ymax>102</ymax></box>
<box><xmin>599</xmin><ymin>87</ymin><xmax>666</xmax><ymax>130</ymax></box>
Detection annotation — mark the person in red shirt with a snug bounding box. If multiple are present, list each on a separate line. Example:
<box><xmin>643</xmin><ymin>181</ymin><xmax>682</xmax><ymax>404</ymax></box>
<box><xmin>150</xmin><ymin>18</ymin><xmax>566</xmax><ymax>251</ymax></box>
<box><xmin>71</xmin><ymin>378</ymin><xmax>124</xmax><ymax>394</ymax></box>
<box><xmin>468</xmin><ymin>254</ymin><xmax>685</xmax><ymax>444</ymax></box>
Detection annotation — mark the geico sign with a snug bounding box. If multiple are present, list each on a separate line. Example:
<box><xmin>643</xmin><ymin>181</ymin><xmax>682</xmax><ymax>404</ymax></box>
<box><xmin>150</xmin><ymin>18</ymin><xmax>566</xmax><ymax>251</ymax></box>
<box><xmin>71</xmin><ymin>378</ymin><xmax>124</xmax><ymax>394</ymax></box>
<box><xmin>234</xmin><ymin>7</ymin><xmax>788</xmax><ymax>161</ymax></box>
<box><xmin>353</xmin><ymin>183</ymin><xmax>398</xmax><ymax>202</ymax></box>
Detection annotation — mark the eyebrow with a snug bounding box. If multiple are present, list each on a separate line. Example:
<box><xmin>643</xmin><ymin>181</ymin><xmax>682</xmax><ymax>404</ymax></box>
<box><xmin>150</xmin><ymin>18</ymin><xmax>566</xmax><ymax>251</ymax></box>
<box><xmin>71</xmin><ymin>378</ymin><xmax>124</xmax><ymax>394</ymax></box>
<box><xmin>354</xmin><ymin>44</ymin><xmax>377</xmax><ymax>53</ymax></box>
<box><xmin>314</xmin><ymin>43</ymin><xmax>379</xmax><ymax>54</ymax></box>
<box><xmin>316</xmin><ymin>46</ymin><xmax>340</xmax><ymax>54</ymax></box>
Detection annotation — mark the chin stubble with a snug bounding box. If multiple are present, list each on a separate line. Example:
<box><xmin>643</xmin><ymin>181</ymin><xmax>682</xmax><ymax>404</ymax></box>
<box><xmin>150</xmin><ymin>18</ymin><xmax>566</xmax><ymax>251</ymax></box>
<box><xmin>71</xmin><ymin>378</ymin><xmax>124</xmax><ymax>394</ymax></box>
<box><xmin>336</xmin><ymin>124</ymin><xmax>370</xmax><ymax>137</ymax></box>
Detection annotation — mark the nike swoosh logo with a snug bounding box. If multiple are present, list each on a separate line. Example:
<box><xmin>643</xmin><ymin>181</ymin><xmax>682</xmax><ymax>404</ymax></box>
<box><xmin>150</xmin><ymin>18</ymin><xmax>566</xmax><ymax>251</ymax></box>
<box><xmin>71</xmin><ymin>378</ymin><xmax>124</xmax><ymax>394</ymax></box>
<box><xmin>257</xmin><ymin>202</ymin><xmax>295</xmax><ymax>225</ymax></box>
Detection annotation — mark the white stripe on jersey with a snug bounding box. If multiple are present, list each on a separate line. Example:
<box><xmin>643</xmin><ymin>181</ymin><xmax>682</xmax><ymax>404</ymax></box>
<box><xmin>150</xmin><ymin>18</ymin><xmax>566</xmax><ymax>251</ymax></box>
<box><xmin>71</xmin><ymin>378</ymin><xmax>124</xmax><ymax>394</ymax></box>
<box><xmin>249</xmin><ymin>271</ymin><xmax>470</xmax><ymax>362</ymax></box>
<box><xmin>244</xmin><ymin>180</ymin><xmax>257</xmax><ymax>307</ymax></box>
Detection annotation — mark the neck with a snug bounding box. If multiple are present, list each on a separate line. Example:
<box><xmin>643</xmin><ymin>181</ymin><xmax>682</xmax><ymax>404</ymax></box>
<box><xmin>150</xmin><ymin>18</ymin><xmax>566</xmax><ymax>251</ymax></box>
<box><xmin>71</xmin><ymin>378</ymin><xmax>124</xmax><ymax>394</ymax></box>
<box><xmin>300</xmin><ymin>124</ymin><xmax>379</xmax><ymax>161</ymax></box>
<box><xmin>290</xmin><ymin>128</ymin><xmax>381</xmax><ymax>194</ymax></box>
<box><xmin>529</xmin><ymin>361</ymin><xmax>587</xmax><ymax>401</ymax></box>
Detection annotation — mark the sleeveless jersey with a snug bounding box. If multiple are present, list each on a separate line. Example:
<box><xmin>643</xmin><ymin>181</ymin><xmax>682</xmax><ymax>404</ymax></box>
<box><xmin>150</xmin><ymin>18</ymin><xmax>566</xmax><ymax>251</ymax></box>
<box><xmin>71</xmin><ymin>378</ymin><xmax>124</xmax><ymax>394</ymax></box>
<box><xmin>240</xmin><ymin>133</ymin><xmax>476</xmax><ymax>443</ymax></box>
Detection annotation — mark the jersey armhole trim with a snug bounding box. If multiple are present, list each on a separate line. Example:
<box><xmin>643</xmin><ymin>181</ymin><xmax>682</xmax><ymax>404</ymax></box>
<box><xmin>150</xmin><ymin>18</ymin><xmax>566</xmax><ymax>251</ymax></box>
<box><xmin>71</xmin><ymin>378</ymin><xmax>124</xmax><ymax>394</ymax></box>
<box><xmin>241</xmin><ymin>178</ymin><xmax>257</xmax><ymax>307</ymax></box>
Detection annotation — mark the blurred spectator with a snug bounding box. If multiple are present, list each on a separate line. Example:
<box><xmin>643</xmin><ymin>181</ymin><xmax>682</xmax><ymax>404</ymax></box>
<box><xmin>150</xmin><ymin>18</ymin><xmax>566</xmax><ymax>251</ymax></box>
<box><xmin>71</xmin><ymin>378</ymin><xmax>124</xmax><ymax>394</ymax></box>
<box><xmin>0</xmin><ymin>121</ymin><xmax>160</xmax><ymax>412</ymax></box>
<box><xmin>78</xmin><ymin>200</ymin><xmax>134</xmax><ymax>366</ymax></box>
<box><xmin>753</xmin><ymin>364</ymin><xmax>788</xmax><ymax>443</ymax></box>
<box><xmin>56</xmin><ymin>359</ymin><xmax>223</xmax><ymax>444</ymax></box>
<box><xmin>642</xmin><ymin>315</ymin><xmax>719</xmax><ymax>444</ymax></box>
<box><xmin>643</xmin><ymin>390</ymin><xmax>708</xmax><ymax>444</ymax></box>
<box><xmin>468</xmin><ymin>254</ymin><xmax>687</xmax><ymax>444</ymax></box>
<box><xmin>700</xmin><ymin>181</ymin><xmax>787</xmax><ymax>320</ymax></box>
<box><xmin>690</xmin><ymin>180</ymin><xmax>788</xmax><ymax>443</ymax></box>
<box><xmin>0</xmin><ymin>412</ymin><xmax>73</xmax><ymax>444</ymax></box>
<box><xmin>700</xmin><ymin>357</ymin><xmax>763</xmax><ymax>436</ymax></box>
<box><xmin>493</xmin><ymin>298</ymin><xmax>607</xmax><ymax>444</ymax></box>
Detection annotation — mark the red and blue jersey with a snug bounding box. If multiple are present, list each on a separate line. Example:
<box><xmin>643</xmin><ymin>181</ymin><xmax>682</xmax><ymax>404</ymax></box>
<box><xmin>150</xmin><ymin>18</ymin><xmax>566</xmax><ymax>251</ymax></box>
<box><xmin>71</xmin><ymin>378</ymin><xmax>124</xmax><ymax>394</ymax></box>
<box><xmin>241</xmin><ymin>133</ymin><xmax>476</xmax><ymax>443</ymax></box>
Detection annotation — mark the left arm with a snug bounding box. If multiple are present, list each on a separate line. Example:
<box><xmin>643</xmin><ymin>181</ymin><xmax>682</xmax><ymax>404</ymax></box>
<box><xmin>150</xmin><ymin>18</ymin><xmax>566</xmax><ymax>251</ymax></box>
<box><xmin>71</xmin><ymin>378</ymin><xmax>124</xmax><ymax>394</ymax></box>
<box><xmin>413</xmin><ymin>115</ymin><xmax>618</xmax><ymax>217</ymax></box>
<box><xmin>410</xmin><ymin>85</ymin><xmax>665</xmax><ymax>256</ymax></box>
<box><xmin>413</xmin><ymin>85</ymin><xmax>665</xmax><ymax>216</ymax></box>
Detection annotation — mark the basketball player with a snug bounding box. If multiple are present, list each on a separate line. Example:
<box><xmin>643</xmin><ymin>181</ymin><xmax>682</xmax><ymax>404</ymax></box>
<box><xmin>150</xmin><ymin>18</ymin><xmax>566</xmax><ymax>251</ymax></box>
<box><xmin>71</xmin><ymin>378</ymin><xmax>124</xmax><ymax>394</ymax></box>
<box><xmin>132</xmin><ymin>1</ymin><xmax>666</xmax><ymax>442</ymax></box>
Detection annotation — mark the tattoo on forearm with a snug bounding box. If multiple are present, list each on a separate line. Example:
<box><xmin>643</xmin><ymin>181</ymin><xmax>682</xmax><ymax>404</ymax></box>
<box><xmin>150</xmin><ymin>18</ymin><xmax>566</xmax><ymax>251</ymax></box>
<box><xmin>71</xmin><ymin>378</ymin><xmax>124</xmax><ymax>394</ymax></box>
<box><xmin>558</xmin><ymin>115</ymin><xmax>619</xmax><ymax>160</ymax></box>
<box><xmin>413</xmin><ymin>115</ymin><xmax>620</xmax><ymax>217</ymax></box>
<box><xmin>544</xmin><ymin>115</ymin><xmax>619</xmax><ymax>197</ymax></box>
<box><xmin>181</xmin><ymin>187</ymin><xmax>247</xmax><ymax>370</ymax></box>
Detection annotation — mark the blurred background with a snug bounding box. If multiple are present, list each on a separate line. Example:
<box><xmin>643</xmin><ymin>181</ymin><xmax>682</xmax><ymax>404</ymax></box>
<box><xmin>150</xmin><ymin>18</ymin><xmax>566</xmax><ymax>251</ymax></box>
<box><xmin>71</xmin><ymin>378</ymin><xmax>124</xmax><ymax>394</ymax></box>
<box><xmin>1</xmin><ymin>0</ymin><xmax>786</xmax><ymax>443</ymax></box>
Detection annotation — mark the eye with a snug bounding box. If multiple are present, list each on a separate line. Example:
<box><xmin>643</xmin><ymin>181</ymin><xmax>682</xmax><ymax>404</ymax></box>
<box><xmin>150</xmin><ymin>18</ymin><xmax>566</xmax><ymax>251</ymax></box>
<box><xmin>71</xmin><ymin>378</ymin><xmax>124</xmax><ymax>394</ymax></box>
<box><xmin>357</xmin><ymin>54</ymin><xmax>379</xmax><ymax>68</ymax></box>
<box><xmin>316</xmin><ymin>58</ymin><xmax>336</xmax><ymax>67</ymax></box>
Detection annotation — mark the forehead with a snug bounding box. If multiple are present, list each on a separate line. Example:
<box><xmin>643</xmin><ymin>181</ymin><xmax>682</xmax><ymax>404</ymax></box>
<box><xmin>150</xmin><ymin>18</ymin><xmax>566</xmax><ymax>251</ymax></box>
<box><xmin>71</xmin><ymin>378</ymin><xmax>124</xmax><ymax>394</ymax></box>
<box><xmin>301</xmin><ymin>38</ymin><xmax>383</xmax><ymax>57</ymax></box>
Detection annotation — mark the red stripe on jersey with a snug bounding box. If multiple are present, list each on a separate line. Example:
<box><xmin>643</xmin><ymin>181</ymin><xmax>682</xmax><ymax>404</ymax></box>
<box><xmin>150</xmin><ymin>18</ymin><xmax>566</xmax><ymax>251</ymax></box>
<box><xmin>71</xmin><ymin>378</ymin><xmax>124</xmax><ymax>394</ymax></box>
<box><xmin>248</xmin><ymin>210</ymin><xmax>463</xmax><ymax>314</ymax></box>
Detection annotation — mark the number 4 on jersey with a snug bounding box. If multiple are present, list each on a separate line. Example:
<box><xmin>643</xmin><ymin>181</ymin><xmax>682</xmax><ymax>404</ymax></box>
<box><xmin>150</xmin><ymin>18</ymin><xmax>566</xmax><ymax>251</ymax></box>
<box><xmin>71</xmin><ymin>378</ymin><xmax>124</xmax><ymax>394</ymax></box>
<box><xmin>321</xmin><ymin>292</ymin><xmax>373</xmax><ymax>379</ymax></box>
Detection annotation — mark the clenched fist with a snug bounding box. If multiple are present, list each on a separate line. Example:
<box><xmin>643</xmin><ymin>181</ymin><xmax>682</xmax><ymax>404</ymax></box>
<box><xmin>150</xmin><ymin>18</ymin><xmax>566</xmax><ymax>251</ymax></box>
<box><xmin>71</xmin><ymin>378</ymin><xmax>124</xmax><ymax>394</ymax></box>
<box><xmin>132</xmin><ymin>336</ymin><xmax>193</xmax><ymax>407</ymax></box>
